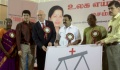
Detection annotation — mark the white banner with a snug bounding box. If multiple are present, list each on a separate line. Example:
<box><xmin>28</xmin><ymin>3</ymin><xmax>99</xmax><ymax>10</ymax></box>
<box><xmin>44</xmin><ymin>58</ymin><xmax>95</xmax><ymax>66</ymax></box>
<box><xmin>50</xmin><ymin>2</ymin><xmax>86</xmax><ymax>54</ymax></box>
<box><xmin>8</xmin><ymin>0</ymin><xmax>38</xmax><ymax>29</ymax></box>
<box><xmin>45</xmin><ymin>44</ymin><xmax>102</xmax><ymax>70</ymax></box>
<box><xmin>38</xmin><ymin>0</ymin><xmax>114</xmax><ymax>40</ymax></box>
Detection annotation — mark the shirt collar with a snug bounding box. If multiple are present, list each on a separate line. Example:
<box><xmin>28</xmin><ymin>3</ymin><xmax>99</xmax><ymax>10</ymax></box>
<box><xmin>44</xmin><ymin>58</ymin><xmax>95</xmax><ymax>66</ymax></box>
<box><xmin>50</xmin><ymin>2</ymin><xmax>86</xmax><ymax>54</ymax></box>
<box><xmin>113</xmin><ymin>13</ymin><xmax>120</xmax><ymax>19</ymax></box>
<box><xmin>64</xmin><ymin>24</ymin><xmax>73</xmax><ymax>29</ymax></box>
<box><xmin>23</xmin><ymin>21</ymin><xmax>30</xmax><ymax>24</ymax></box>
<box><xmin>69</xmin><ymin>24</ymin><xmax>73</xmax><ymax>28</ymax></box>
<box><xmin>39</xmin><ymin>20</ymin><xmax>45</xmax><ymax>24</ymax></box>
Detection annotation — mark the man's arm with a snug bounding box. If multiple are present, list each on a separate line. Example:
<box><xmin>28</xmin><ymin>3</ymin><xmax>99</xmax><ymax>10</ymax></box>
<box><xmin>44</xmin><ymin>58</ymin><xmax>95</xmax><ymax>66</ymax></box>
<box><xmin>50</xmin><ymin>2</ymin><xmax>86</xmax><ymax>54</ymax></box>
<box><xmin>81</xmin><ymin>36</ymin><xmax>86</xmax><ymax>44</ymax></box>
<box><xmin>102</xmin><ymin>25</ymin><xmax>120</xmax><ymax>44</ymax></box>
<box><xmin>101</xmin><ymin>26</ymin><xmax>107</xmax><ymax>39</ymax></box>
<box><xmin>16</xmin><ymin>23</ymin><xmax>21</xmax><ymax>51</ymax></box>
<box><xmin>81</xmin><ymin>28</ymin><xmax>87</xmax><ymax>44</ymax></box>
<box><xmin>74</xmin><ymin>28</ymin><xmax>81</xmax><ymax>45</ymax></box>
<box><xmin>32</xmin><ymin>24</ymin><xmax>43</xmax><ymax>49</ymax></box>
<box><xmin>16</xmin><ymin>23</ymin><xmax>23</xmax><ymax>56</ymax></box>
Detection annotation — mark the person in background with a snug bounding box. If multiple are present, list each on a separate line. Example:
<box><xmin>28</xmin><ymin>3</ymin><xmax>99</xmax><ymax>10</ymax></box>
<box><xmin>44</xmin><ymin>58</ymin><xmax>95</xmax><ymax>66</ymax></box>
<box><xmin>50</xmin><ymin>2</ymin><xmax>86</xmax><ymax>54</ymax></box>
<box><xmin>32</xmin><ymin>10</ymin><xmax>56</xmax><ymax>70</ymax></box>
<box><xmin>82</xmin><ymin>14</ymin><xmax>107</xmax><ymax>44</ymax></box>
<box><xmin>81</xmin><ymin>14</ymin><xmax>108</xmax><ymax>70</ymax></box>
<box><xmin>48</xmin><ymin>5</ymin><xmax>64</xmax><ymax>46</ymax></box>
<box><xmin>0</xmin><ymin>18</ymin><xmax>17</xmax><ymax>70</ymax></box>
<box><xmin>96</xmin><ymin>1</ymin><xmax>120</xmax><ymax>70</ymax></box>
<box><xmin>57</xmin><ymin>14</ymin><xmax>81</xmax><ymax>47</ymax></box>
<box><xmin>16</xmin><ymin>10</ymin><xmax>35</xmax><ymax>70</ymax></box>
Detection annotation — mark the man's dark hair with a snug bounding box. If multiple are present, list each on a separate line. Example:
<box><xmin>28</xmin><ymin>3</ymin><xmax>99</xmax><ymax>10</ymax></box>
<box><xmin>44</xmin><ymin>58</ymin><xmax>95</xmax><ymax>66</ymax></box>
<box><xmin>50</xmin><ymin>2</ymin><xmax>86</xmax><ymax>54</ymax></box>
<box><xmin>22</xmin><ymin>10</ymin><xmax>31</xmax><ymax>16</ymax></box>
<box><xmin>108</xmin><ymin>1</ymin><xmax>120</xmax><ymax>7</ymax></box>
<box><xmin>89</xmin><ymin>14</ymin><xmax>96</xmax><ymax>21</ymax></box>
<box><xmin>48</xmin><ymin>5</ymin><xmax>64</xmax><ymax>18</ymax></box>
<box><xmin>64</xmin><ymin>14</ymin><xmax>72</xmax><ymax>21</ymax></box>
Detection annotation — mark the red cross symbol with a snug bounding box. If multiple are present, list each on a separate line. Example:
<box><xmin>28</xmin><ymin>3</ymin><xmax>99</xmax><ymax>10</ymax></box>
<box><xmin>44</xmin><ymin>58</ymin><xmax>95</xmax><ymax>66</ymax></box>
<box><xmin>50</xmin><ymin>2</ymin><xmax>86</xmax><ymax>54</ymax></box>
<box><xmin>69</xmin><ymin>48</ymin><xmax>76</xmax><ymax>55</ymax></box>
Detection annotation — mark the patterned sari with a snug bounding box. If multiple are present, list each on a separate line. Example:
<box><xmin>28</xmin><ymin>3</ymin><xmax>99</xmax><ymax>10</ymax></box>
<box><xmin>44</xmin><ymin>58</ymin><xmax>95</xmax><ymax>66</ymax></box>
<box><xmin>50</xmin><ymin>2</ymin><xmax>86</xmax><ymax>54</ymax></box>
<box><xmin>0</xmin><ymin>29</ymin><xmax>16</xmax><ymax>70</ymax></box>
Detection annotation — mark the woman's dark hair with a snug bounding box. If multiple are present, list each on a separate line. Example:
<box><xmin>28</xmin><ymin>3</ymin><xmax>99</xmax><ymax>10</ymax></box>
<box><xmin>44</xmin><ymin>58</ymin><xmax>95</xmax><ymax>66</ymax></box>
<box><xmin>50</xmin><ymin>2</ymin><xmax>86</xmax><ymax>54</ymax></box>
<box><xmin>5</xmin><ymin>18</ymin><xmax>12</xmax><ymax>24</ymax></box>
<box><xmin>48</xmin><ymin>5</ymin><xmax>64</xmax><ymax>19</ymax></box>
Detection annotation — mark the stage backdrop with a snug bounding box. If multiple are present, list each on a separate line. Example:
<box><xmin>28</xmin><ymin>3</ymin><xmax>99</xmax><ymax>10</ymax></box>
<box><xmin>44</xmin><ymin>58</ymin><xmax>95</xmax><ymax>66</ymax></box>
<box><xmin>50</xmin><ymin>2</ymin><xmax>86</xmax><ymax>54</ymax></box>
<box><xmin>38</xmin><ymin>0</ymin><xmax>114</xmax><ymax>40</ymax></box>
<box><xmin>8</xmin><ymin>0</ymin><xmax>38</xmax><ymax>29</ymax></box>
<box><xmin>45</xmin><ymin>45</ymin><xmax>102</xmax><ymax>70</ymax></box>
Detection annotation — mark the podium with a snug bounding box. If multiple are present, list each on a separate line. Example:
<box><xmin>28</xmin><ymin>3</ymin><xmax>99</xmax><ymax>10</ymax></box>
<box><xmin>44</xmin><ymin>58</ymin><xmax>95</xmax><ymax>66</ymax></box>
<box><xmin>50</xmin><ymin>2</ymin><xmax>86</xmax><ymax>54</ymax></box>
<box><xmin>45</xmin><ymin>44</ymin><xmax>102</xmax><ymax>70</ymax></box>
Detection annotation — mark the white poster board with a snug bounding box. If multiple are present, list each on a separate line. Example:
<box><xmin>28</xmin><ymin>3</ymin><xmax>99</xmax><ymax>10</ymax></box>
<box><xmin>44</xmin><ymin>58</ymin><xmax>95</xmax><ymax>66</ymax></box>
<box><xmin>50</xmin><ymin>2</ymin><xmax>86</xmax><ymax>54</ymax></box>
<box><xmin>45</xmin><ymin>44</ymin><xmax>102</xmax><ymax>70</ymax></box>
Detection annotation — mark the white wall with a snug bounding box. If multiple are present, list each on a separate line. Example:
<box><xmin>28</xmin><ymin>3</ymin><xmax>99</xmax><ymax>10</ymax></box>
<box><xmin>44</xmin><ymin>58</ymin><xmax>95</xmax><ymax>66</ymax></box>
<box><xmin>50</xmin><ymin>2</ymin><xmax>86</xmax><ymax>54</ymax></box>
<box><xmin>0</xmin><ymin>0</ymin><xmax>7</xmax><ymax>5</ymax></box>
<box><xmin>8</xmin><ymin>0</ymin><xmax>38</xmax><ymax>29</ymax></box>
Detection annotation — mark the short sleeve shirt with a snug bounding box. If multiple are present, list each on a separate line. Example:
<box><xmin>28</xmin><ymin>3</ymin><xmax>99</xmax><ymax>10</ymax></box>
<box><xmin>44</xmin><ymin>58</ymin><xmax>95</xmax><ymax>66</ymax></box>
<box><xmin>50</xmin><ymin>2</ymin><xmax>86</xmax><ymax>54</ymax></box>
<box><xmin>59</xmin><ymin>25</ymin><xmax>81</xmax><ymax>46</ymax></box>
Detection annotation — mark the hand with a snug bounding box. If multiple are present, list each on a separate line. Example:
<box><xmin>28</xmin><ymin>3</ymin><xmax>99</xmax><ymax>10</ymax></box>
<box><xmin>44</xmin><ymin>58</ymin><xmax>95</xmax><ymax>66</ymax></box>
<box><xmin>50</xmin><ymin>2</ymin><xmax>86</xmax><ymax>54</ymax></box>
<box><xmin>54</xmin><ymin>42</ymin><xmax>59</xmax><ymax>47</ymax></box>
<box><xmin>48</xmin><ymin>42</ymin><xmax>52</xmax><ymax>46</ymax></box>
<box><xmin>67</xmin><ymin>43</ymin><xmax>72</xmax><ymax>47</ymax></box>
<box><xmin>96</xmin><ymin>40</ymin><xmax>105</xmax><ymax>46</ymax></box>
<box><xmin>5</xmin><ymin>52</ymin><xmax>10</xmax><ymax>58</ymax></box>
<box><xmin>18</xmin><ymin>50</ymin><xmax>22</xmax><ymax>57</ymax></box>
<box><xmin>42</xmin><ymin>46</ymin><xmax>47</xmax><ymax>52</ymax></box>
<box><xmin>95</xmin><ymin>41</ymin><xmax>101</xmax><ymax>45</ymax></box>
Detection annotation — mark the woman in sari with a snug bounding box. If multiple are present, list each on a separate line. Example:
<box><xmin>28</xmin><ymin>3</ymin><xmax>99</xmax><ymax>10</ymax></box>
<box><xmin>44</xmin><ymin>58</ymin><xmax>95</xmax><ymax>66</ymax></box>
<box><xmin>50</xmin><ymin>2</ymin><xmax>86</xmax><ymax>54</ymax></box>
<box><xmin>0</xmin><ymin>18</ymin><xmax>18</xmax><ymax>70</ymax></box>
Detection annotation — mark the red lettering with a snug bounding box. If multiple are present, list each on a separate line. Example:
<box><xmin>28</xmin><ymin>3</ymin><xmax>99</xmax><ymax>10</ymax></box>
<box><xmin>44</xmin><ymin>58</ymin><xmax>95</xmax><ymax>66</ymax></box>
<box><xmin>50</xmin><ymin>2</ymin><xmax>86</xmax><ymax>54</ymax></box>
<box><xmin>92</xmin><ymin>10</ymin><xmax>109</xmax><ymax>16</ymax></box>
<box><xmin>68</xmin><ymin>4</ymin><xmax>73</xmax><ymax>10</ymax></box>
<box><xmin>68</xmin><ymin>3</ymin><xmax>90</xmax><ymax>10</ymax></box>
<box><xmin>93</xmin><ymin>0</ymin><xmax>111</xmax><ymax>7</ymax></box>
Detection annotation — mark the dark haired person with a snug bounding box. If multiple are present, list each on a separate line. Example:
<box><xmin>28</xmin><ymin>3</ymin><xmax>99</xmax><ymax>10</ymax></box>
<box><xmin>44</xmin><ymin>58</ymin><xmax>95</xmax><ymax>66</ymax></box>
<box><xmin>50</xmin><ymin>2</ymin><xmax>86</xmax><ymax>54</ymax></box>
<box><xmin>96</xmin><ymin>1</ymin><xmax>120</xmax><ymax>70</ymax></box>
<box><xmin>82</xmin><ymin>14</ymin><xmax>107</xmax><ymax>44</ymax></box>
<box><xmin>16</xmin><ymin>10</ymin><xmax>35</xmax><ymax>70</ymax></box>
<box><xmin>48</xmin><ymin>5</ymin><xmax>64</xmax><ymax>45</ymax></box>
<box><xmin>58</xmin><ymin>14</ymin><xmax>81</xmax><ymax>46</ymax></box>
<box><xmin>0</xmin><ymin>18</ymin><xmax>17</xmax><ymax>70</ymax></box>
<box><xmin>82</xmin><ymin>14</ymin><xmax>108</xmax><ymax>70</ymax></box>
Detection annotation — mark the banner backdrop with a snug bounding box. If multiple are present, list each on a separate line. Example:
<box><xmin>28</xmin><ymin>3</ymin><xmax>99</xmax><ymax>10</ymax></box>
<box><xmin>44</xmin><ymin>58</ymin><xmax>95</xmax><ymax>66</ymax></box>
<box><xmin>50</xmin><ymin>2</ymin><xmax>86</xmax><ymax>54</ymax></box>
<box><xmin>8</xmin><ymin>0</ymin><xmax>38</xmax><ymax>29</ymax></box>
<box><xmin>38</xmin><ymin>0</ymin><xmax>114</xmax><ymax>40</ymax></box>
<box><xmin>45</xmin><ymin>45</ymin><xmax>102</xmax><ymax>70</ymax></box>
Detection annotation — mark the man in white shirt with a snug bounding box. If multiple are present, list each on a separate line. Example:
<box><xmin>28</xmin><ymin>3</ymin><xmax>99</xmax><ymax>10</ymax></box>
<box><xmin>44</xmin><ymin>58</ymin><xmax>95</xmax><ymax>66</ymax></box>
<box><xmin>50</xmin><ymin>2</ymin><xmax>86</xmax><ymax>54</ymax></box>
<box><xmin>57</xmin><ymin>14</ymin><xmax>81</xmax><ymax>46</ymax></box>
